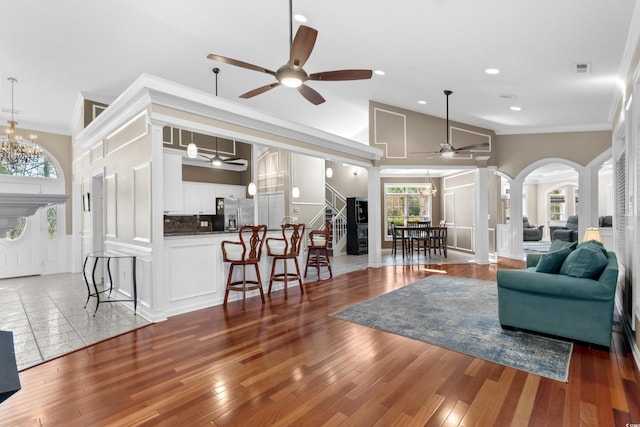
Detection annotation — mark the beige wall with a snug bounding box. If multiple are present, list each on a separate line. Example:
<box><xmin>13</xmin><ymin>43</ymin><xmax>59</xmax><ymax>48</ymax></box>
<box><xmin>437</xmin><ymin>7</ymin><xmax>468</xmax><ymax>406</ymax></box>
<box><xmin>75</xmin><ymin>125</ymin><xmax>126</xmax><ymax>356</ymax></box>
<box><xmin>369</xmin><ymin>101</ymin><xmax>497</xmax><ymax>168</ymax></box>
<box><xmin>494</xmin><ymin>131</ymin><xmax>611</xmax><ymax>179</ymax></box>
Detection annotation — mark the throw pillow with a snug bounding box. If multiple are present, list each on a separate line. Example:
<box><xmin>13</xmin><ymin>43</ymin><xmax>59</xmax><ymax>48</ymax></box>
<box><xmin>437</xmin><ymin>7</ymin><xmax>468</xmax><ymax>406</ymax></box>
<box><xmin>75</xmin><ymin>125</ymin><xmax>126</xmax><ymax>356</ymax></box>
<box><xmin>535</xmin><ymin>247</ymin><xmax>573</xmax><ymax>274</ymax></box>
<box><xmin>548</xmin><ymin>239</ymin><xmax>578</xmax><ymax>253</ymax></box>
<box><xmin>559</xmin><ymin>244</ymin><xmax>608</xmax><ymax>279</ymax></box>
<box><xmin>578</xmin><ymin>239</ymin><xmax>608</xmax><ymax>257</ymax></box>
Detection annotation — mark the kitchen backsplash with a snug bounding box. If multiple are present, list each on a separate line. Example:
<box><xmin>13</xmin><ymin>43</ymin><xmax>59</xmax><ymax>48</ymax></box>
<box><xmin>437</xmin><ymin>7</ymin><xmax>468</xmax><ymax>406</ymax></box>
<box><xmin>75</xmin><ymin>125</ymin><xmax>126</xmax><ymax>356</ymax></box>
<box><xmin>164</xmin><ymin>214</ymin><xmax>218</xmax><ymax>234</ymax></box>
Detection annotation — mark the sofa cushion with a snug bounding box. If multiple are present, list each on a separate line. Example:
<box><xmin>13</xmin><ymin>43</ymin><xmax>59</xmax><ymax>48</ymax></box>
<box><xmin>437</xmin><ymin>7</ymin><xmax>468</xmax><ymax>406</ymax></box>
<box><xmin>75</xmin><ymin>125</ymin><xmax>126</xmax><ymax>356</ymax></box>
<box><xmin>559</xmin><ymin>241</ymin><xmax>608</xmax><ymax>279</ymax></box>
<box><xmin>535</xmin><ymin>247</ymin><xmax>573</xmax><ymax>274</ymax></box>
<box><xmin>548</xmin><ymin>239</ymin><xmax>578</xmax><ymax>253</ymax></box>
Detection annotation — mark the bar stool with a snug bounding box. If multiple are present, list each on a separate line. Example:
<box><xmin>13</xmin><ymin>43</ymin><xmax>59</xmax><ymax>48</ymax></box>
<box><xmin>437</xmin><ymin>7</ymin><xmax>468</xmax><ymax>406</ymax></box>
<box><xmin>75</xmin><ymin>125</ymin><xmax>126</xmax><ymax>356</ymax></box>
<box><xmin>304</xmin><ymin>221</ymin><xmax>333</xmax><ymax>280</ymax></box>
<box><xmin>266</xmin><ymin>223</ymin><xmax>305</xmax><ymax>299</ymax></box>
<box><xmin>221</xmin><ymin>225</ymin><xmax>267</xmax><ymax>305</ymax></box>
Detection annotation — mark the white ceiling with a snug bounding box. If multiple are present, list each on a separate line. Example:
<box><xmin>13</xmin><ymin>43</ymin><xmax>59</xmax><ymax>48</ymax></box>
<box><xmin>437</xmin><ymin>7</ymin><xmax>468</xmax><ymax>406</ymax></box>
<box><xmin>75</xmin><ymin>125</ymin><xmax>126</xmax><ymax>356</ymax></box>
<box><xmin>1</xmin><ymin>0</ymin><xmax>638</xmax><ymax>143</ymax></box>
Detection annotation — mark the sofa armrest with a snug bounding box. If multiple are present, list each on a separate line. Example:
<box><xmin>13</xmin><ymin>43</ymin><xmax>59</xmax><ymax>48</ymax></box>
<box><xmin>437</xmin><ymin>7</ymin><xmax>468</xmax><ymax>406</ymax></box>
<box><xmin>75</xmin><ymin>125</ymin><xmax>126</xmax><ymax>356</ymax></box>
<box><xmin>497</xmin><ymin>269</ymin><xmax>614</xmax><ymax>302</ymax></box>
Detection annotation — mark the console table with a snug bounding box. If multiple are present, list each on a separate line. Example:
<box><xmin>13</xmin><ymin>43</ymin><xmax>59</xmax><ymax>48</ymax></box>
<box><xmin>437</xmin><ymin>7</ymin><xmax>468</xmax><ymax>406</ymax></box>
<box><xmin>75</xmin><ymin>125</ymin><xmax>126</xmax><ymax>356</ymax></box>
<box><xmin>82</xmin><ymin>252</ymin><xmax>137</xmax><ymax>316</ymax></box>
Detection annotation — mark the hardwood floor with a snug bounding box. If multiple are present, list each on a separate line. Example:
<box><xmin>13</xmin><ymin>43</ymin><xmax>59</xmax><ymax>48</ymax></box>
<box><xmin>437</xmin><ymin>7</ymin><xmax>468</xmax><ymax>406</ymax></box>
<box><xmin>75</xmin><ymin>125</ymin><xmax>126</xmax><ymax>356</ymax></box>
<box><xmin>2</xmin><ymin>262</ymin><xmax>639</xmax><ymax>426</ymax></box>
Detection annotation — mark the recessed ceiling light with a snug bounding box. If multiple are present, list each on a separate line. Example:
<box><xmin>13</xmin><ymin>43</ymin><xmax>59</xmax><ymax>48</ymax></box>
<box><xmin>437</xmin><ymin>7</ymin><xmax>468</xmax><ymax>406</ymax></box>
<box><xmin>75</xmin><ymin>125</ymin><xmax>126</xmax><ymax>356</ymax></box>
<box><xmin>374</xmin><ymin>70</ymin><xmax>385</xmax><ymax>76</ymax></box>
<box><xmin>485</xmin><ymin>68</ymin><xmax>500</xmax><ymax>75</ymax></box>
<box><xmin>294</xmin><ymin>14</ymin><xmax>307</xmax><ymax>23</ymax></box>
<box><xmin>510</xmin><ymin>106</ymin><xmax>522</xmax><ymax>111</ymax></box>
<box><xmin>418</xmin><ymin>100</ymin><xmax>427</xmax><ymax>105</ymax></box>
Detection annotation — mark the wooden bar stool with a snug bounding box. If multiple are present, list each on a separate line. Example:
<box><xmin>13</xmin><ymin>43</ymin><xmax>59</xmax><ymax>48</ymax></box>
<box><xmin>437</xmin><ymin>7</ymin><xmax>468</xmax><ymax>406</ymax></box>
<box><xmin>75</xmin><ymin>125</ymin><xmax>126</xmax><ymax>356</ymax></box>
<box><xmin>266</xmin><ymin>223</ymin><xmax>305</xmax><ymax>299</ymax></box>
<box><xmin>304</xmin><ymin>221</ymin><xmax>333</xmax><ymax>280</ymax></box>
<box><xmin>221</xmin><ymin>225</ymin><xmax>267</xmax><ymax>305</ymax></box>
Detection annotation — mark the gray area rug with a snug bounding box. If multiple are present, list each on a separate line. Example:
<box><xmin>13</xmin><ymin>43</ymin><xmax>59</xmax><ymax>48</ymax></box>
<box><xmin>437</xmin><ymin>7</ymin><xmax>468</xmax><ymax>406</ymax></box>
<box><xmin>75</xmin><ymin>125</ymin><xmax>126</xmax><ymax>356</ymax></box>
<box><xmin>331</xmin><ymin>275</ymin><xmax>572</xmax><ymax>382</ymax></box>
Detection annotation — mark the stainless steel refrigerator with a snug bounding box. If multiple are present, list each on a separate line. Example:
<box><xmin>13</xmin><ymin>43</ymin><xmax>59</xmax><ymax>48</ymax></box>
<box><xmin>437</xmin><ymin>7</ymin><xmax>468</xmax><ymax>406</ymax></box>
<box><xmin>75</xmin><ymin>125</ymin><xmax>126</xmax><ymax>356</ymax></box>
<box><xmin>224</xmin><ymin>198</ymin><xmax>254</xmax><ymax>231</ymax></box>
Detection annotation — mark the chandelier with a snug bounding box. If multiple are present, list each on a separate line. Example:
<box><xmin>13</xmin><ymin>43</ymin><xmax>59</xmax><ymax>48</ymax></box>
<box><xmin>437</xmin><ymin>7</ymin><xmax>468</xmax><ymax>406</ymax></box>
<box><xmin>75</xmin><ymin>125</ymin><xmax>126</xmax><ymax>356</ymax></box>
<box><xmin>1</xmin><ymin>78</ymin><xmax>41</xmax><ymax>169</ymax></box>
<box><xmin>421</xmin><ymin>171</ymin><xmax>438</xmax><ymax>197</ymax></box>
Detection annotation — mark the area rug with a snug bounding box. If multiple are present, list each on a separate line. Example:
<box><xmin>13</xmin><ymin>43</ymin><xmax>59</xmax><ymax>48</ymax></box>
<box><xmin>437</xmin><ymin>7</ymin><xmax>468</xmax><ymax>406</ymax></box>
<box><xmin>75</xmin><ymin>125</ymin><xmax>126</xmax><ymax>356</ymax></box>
<box><xmin>331</xmin><ymin>275</ymin><xmax>572</xmax><ymax>382</ymax></box>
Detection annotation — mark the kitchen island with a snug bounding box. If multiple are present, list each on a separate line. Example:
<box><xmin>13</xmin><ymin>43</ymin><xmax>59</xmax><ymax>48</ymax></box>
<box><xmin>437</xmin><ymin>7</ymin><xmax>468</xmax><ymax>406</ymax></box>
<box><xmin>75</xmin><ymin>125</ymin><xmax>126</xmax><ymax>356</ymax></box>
<box><xmin>163</xmin><ymin>229</ymin><xmax>304</xmax><ymax>317</ymax></box>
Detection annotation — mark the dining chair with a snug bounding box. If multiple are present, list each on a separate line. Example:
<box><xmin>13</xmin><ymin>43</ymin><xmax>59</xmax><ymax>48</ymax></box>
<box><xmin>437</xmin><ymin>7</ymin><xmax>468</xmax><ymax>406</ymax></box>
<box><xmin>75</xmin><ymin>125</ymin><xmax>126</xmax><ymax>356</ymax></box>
<box><xmin>220</xmin><ymin>224</ymin><xmax>267</xmax><ymax>305</ymax></box>
<box><xmin>390</xmin><ymin>223</ymin><xmax>407</xmax><ymax>258</ymax></box>
<box><xmin>266</xmin><ymin>223</ymin><xmax>306</xmax><ymax>299</ymax></box>
<box><xmin>429</xmin><ymin>226</ymin><xmax>448</xmax><ymax>257</ymax></box>
<box><xmin>407</xmin><ymin>221</ymin><xmax>431</xmax><ymax>256</ymax></box>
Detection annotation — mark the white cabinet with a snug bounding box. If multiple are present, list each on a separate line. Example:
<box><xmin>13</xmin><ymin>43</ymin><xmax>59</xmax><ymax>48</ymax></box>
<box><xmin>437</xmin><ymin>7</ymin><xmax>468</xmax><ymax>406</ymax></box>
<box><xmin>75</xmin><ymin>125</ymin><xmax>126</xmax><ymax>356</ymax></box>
<box><xmin>215</xmin><ymin>184</ymin><xmax>246</xmax><ymax>200</ymax></box>
<box><xmin>163</xmin><ymin>153</ymin><xmax>184</xmax><ymax>213</ymax></box>
<box><xmin>183</xmin><ymin>182</ymin><xmax>216</xmax><ymax>214</ymax></box>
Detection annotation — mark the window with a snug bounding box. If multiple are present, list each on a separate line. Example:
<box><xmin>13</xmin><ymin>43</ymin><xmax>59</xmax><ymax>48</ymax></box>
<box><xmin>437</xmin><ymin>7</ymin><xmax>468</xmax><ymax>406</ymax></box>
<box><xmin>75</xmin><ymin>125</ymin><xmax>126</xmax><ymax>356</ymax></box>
<box><xmin>385</xmin><ymin>184</ymin><xmax>432</xmax><ymax>237</ymax></box>
<box><xmin>0</xmin><ymin>153</ymin><xmax>58</xmax><ymax>177</ymax></box>
<box><xmin>549</xmin><ymin>190</ymin><xmax>565</xmax><ymax>221</ymax></box>
<box><xmin>47</xmin><ymin>206</ymin><xmax>57</xmax><ymax>239</ymax></box>
<box><xmin>6</xmin><ymin>217</ymin><xmax>26</xmax><ymax>240</ymax></box>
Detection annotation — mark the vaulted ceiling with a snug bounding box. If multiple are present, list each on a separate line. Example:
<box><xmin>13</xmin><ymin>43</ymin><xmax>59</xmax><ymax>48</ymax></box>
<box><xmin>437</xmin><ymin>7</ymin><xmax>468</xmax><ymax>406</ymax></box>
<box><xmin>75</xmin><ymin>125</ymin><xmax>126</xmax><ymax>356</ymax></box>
<box><xmin>1</xmin><ymin>0</ymin><xmax>638</xmax><ymax>142</ymax></box>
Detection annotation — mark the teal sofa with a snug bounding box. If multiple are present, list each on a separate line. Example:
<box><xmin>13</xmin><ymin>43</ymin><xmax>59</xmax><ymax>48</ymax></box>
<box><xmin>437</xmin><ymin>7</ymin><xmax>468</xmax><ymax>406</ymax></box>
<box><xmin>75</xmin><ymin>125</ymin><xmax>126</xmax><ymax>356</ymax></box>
<box><xmin>496</xmin><ymin>240</ymin><xmax>618</xmax><ymax>348</ymax></box>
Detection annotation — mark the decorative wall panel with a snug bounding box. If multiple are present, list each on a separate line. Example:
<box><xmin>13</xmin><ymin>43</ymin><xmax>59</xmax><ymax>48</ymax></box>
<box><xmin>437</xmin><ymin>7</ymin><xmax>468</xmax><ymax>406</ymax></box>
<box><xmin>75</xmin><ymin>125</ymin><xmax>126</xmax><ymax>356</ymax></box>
<box><xmin>373</xmin><ymin>108</ymin><xmax>407</xmax><ymax>159</ymax></box>
<box><xmin>133</xmin><ymin>163</ymin><xmax>151</xmax><ymax>242</ymax></box>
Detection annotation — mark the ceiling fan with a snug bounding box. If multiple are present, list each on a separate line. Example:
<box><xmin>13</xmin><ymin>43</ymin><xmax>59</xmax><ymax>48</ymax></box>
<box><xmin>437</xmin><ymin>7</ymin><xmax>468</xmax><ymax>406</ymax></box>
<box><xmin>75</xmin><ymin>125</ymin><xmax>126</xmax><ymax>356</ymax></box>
<box><xmin>188</xmin><ymin>68</ymin><xmax>245</xmax><ymax>168</ymax></box>
<box><xmin>425</xmin><ymin>90</ymin><xmax>490</xmax><ymax>159</ymax></box>
<box><xmin>207</xmin><ymin>0</ymin><xmax>372</xmax><ymax>105</ymax></box>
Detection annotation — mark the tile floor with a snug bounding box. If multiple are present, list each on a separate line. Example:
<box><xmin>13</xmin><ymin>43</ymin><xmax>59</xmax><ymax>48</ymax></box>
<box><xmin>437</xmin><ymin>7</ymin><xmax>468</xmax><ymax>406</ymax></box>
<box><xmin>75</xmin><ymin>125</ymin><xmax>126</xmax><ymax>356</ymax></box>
<box><xmin>0</xmin><ymin>273</ymin><xmax>149</xmax><ymax>370</ymax></box>
<box><xmin>1</xmin><ymin>248</ymin><xmax>476</xmax><ymax>371</ymax></box>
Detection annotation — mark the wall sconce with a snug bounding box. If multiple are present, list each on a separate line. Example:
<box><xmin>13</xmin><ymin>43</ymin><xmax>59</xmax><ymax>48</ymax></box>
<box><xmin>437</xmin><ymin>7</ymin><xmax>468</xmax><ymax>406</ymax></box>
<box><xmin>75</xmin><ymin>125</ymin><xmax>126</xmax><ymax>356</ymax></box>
<box><xmin>247</xmin><ymin>182</ymin><xmax>257</xmax><ymax>196</ymax></box>
<box><xmin>325</xmin><ymin>166</ymin><xmax>333</xmax><ymax>178</ymax></box>
<box><xmin>292</xmin><ymin>186</ymin><xmax>300</xmax><ymax>199</ymax></box>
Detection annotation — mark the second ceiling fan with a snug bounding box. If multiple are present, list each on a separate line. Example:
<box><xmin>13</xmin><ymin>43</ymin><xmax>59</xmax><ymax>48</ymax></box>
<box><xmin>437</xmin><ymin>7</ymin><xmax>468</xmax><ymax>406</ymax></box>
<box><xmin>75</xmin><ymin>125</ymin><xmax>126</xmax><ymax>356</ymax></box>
<box><xmin>425</xmin><ymin>90</ymin><xmax>490</xmax><ymax>159</ymax></box>
<box><xmin>207</xmin><ymin>0</ymin><xmax>372</xmax><ymax>105</ymax></box>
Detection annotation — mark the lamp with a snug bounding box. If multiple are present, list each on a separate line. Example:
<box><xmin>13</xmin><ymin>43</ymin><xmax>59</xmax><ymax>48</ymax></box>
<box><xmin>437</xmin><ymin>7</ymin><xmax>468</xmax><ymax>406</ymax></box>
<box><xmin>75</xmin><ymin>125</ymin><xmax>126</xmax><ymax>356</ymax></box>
<box><xmin>421</xmin><ymin>171</ymin><xmax>438</xmax><ymax>197</ymax></box>
<box><xmin>247</xmin><ymin>182</ymin><xmax>257</xmax><ymax>196</ymax></box>
<box><xmin>583</xmin><ymin>227</ymin><xmax>602</xmax><ymax>243</ymax></box>
<box><xmin>1</xmin><ymin>78</ymin><xmax>42</xmax><ymax>169</ymax></box>
<box><xmin>186</xmin><ymin>132</ymin><xmax>198</xmax><ymax>159</ymax></box>
<box><xmin>292</xmin><ymin>186</ymin><xmax>300</xmax><ymax>199</ymax></box>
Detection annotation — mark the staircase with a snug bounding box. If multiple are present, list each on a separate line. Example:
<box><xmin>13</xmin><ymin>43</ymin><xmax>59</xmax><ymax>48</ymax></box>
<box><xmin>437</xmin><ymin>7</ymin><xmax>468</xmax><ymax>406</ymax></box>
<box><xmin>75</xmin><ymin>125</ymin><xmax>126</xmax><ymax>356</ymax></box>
<box><xmin>325</xmin><ymin>184</ymin><xmax>347</xmax><ymax>256</ymax></box>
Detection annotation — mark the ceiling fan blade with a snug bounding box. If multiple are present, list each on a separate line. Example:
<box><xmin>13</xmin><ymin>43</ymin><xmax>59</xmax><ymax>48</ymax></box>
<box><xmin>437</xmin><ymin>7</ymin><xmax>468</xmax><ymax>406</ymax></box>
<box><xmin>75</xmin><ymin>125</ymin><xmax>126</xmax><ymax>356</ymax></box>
<box><xmin>221</xmin><ymin>156</ymin><xmax>242</xmax><ymax>163</ymax></box>
<box><xmin>289</xmin><ymin>25</ymin><xmax>317</xmax><ymax>68</ymax></box>
<box><xmin>309</xmin><ymin>69</ymin><xmax>373</xmax><ymax>81</ymax></box>
<box><xmin>297</xmin><ymin>84</ymin><xmax>325</xmax><ymax>105</ymax></box>
<box><xmin>207</xmin><ymin>54</ymin><xmax>276</xmax><ymax>76</ymax></box>
<box><xmin>455</xmin><ymin>142</ymin><xmax>490</xmax><ymax>151</ymax></box>
<box><xmin>239</xmin><ymin>82</ymin><xmax>281</xmax><ymax>99</ymax></box>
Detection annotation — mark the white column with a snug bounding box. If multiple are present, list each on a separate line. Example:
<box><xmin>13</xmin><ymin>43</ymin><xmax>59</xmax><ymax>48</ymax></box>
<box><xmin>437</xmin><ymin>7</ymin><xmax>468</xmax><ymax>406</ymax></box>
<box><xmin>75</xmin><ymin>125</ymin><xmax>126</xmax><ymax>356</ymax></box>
<box><xmin>367</xmin><ymin>166</ymin><xmax>382</xmax><ymax>267</ymax></box>
<box><xmin>474</xmin><ymin>167</ymin><xmax>490</xmax><ymax>264</ymax></box>
<box><xmin>578</xmin><ymin>165</ymin><xmax>598</xmax><ymax>238</ymax></box>
<box><xmin>510</xmin><ymin>179</ymin><xmax>523</xmax><ymax>259</ymax></box>
<box><xmin>148</xmin><ymin>118</ymin><xmax>169</xmax><ymax>320</ymax></box>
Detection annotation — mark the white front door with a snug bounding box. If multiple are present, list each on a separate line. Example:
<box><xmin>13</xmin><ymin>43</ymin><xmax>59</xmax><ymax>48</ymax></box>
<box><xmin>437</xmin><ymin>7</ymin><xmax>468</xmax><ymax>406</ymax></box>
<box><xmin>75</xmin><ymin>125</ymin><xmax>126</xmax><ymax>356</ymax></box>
<box><xmin>0</xmin><ymin>211</ymin><xmax>43</xmax><ymax>279</ymax></box>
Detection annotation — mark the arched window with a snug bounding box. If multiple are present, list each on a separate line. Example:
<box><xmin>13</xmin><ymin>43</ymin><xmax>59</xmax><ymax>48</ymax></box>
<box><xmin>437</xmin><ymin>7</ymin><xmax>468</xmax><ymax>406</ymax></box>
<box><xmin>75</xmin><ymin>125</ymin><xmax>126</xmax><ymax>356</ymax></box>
<box><xmin>0</xmin><ymin>152</ymin><xmax>58</xmax><ymax>177</ymax></box>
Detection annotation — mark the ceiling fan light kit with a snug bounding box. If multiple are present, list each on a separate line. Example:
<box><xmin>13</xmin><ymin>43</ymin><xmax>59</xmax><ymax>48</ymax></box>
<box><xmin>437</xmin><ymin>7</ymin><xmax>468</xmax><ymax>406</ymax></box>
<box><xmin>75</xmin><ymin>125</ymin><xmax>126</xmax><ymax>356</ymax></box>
<box><xmin>207</xmin><ymin>0</ymin><xmax>372</xmax><ymax>104</ymax></box>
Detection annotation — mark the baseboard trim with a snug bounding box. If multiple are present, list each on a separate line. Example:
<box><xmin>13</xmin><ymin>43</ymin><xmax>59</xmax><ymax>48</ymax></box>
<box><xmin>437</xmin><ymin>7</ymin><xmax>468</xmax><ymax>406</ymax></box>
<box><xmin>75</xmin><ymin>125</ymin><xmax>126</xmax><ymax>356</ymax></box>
<box><xmin>621</xmin><ymin>313</ymin><xmax>640</xmax><ymax>374</ymax></box>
